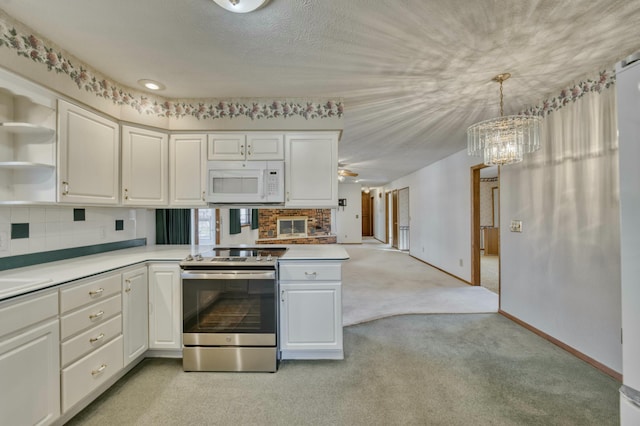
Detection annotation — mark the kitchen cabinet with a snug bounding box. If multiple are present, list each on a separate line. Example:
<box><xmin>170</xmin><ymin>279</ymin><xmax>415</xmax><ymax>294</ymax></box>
<box><xmin>207</xmin><ymin>132</ymin><xmax>284</xmax><ymax>161</ymax></box>
<box><xmin>0</xmin><ymin>290</ymin><xmax>60</xmax><ymax>426</ymax></box>
<box><xmin>0</xmin><ymin>69</ymin><xmax>57</xmax><ymax>204</ymax></box>
<box><xmin>122</xmin><ymin>266</ymin><xmax>149</xmax><ymax>365</ymax></box>
<box><xmin>121</xmin><ymin>125</ymin><xmax>169</xmax><ymax>206</ymax></box>
<box><xmin>59</xmin><ymin>272</ymin><xmax>123</xmax><ymax>412</ymax></box>
<box><xmin>285</xmin><ymin>132</ymin><xmax>338</xmax><ymax>208</ymax></box>
<box><xmin>58</xmin><ymin>100</ymin><xmax>120</xmax><ymax>205</ymax></box>
<box><xmin>279</xmin><ymin>261</ymin><xmax>343</xmax><ymax>360</ymax></box>
<box><xmin>169</xmin><ymin>134</ymin><xmax>207</xmax><ymax>206</ymax></box>
<box><xmin>148</xmin><ymin>263</ymin><xmax>182</xmax><ymax>351</ymax></box>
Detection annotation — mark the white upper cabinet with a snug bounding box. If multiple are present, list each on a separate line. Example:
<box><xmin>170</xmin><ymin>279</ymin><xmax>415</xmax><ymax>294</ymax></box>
<box><xmin>121</xmin><ymin>125</ymin><xmax>168</xmax><ymax>206</ymax></box>
<box><xmin>0</xmin><ymin>69</ymin><xmax>57</xmax><ymax>204</ymax></box>
<box><xmin>169</xmin><ymin>134</ymin><xmax>207</xmax><ymax>207</ymax></box>
<box><xmin>207</xmin><ymin>132</ymin><xmax>284</xmax><ymax>161</ymax></box>
<box><xmin>58</xmin><ymin>100</ymin><xmax>120</xmax><ymax>205</ymax></box>
<box><xmin>285</xmin><ymin>132</ymin><xmax>338</xmax><ymax>208</ymax></box>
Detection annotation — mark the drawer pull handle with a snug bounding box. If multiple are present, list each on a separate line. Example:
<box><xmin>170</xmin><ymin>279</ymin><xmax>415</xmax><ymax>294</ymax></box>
<box><xmin>89</xmin><ymin>288</ymin><xmax>104</xmax><ymax>296</ymax></box>
<box><xmin>304</xmin><ymin>272</ymin><xmax>317</xmax><ymax>277</ymax></box>
<box><xmin>89</xmin><ymin>333</ymin><xmax>105</xmax><ymax>343</ymax></box>
<box><xmin>89</xmin><ymin>310</ymin><xmax>104</xmax><ymax>320</ymax></box>
<box><xmin>91</xmin><ymin>364</ymin><xmax>107</xmax><ymax>376</ymax></box>
<box><xmin>281</xmin><ymin>290</ymin><xmax>285</xmax><ymax>302</ymax></box>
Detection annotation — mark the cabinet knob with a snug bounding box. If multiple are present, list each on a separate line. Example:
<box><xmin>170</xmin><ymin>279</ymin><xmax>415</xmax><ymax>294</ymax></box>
<box><xmin>89</xmin><ymin>310</ymin><xmax>104</xmax><ymax>320</ymax></box>
<box><xmin>89</xmin><ymin>333</ymin><xmax>105</xmax><ymax>344</ymax></box>
<box><xmin>88</xmin><ymin>288</ymin><xmax>104</xmax><ymax>296</ymax></box>
<box><xmin>202</xmin><ymin>191</ymin><xmax>205</xmax><ymax>202</ymax></box>
<box><xmin>124</xmin><ymin>188</ymin><xmax>129</xmax><ymax>200</ymax></box>
<box><xmin>247</xmin><ymin>144</ymin><xmax>252</xmax><ymax>156</ymax></box>
<box><xmin>91</xmin><ymin>364</ymin><xmax>107</xmax><ymax>376</ymax></box>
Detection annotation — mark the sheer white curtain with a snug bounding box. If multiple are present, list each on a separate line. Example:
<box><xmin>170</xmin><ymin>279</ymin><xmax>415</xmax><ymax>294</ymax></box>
<box><xmin>500</xmin><ymin>82</ymin><xmax>621</xmax><ymax>370</ymax></box>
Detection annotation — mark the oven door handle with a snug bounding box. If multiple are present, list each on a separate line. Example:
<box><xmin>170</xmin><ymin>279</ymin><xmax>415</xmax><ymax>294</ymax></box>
<box><xmin>181</xmin><ymin>271</ymin><xmax>276</xmax><ymax>280</ymax></box>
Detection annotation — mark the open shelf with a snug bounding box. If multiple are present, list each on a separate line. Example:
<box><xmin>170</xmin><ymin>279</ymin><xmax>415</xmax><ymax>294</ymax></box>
<box><xmin>0</xmin><ymin>122</ymin><xmax>55</xmax><ymax>136</ymax></box>
<box><xmin>0</xmin><ymin>161</ymin><xmax>55</xmax><ymax>170</ymax></box>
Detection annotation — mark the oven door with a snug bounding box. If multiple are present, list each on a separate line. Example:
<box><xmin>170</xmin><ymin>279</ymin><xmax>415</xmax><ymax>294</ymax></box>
<box><xmin>181</xmin><ymin>270</ymin><xmax>277</xmax><ymax>347</ymax></box>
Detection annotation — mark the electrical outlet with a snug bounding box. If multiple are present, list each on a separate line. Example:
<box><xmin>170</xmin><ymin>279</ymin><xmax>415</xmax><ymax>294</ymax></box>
<box><xmin>510</xmin><ymin>220</ymin><xmax>523</xmax><ymax>233</ymax></box>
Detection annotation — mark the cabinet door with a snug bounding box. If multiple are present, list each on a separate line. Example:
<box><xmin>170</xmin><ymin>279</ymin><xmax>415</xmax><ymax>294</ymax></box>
<box><xmin>169</xmin><ymin>134</ymin><xmax>207</xmax><ymax>206</ymax></box>
<box><xmin>148</xmin><ymin>263</ymin><xmax>182</xmax><ymax>350</ymax></box>
<box><xmin>122</xmin><ymin>267</ymin><xmax>148</xmax><ymax>365</ymax></box>
<box><xmin>0</xmin><ymin>319</ymin><xmax>60</xmax><ymax>426</ymax></box>
<box><xmin>280</xmin><ymin>282</ymin><xmax>342</xmax><ymax>353</ymax></box>
<box><xmin>246</xmin><ymin>132</ymin><xmax>284</xmax><ymax>160</ymax></box>
<box><xmin>285</xmin><ymin>132</ymin><xmax>338</xmax><ymax>207</ymax></box>
<box><xmin>58</xmin><ymin>100</ymin><xmax>119</xmax><ymax>204</ymax></box>
<box><xmin>122</xmin><ymin>125</ymin><xmax>169</xmax><ymax>206</ymax></box>
<box><xmin>207</xmin><ymin>133</ymin><xmax>247</xmax><ymax>160</ymax></box>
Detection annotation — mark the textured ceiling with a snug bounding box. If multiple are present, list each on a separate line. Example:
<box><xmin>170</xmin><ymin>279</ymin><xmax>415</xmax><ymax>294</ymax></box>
<box><xmin>1</xmin><ymin>0</ymin><xmax>640</xmax><ymax>186</ymax></box>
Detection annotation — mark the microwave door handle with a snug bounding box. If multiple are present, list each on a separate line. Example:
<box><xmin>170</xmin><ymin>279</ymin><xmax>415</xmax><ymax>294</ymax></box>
<box><xmin>263</xmin><ymin>169</ymin><xmax>267</xmax><ymax>200</ymax></box>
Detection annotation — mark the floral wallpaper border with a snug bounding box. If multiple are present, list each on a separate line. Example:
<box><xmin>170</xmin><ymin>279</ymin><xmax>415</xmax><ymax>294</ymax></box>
<box><xmin>0</xmin><ymin>14</ymin><xmax>343</xmax><ymax>121</ymax></box>
<box><xmin>0</xmin><ymin>11</ymin><xmax>615</xmax><ymax>121</ymax></box>
<box><xmin>521</xmin><ymin>69</ymin><xmax>616</xmax><ymax>117</ymax></box>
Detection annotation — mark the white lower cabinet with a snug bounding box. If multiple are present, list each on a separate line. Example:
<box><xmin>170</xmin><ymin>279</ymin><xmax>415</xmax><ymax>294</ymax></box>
<box><xmin>59</xmin><ymin>270</ymin><xmax>128</xmax><ymax>415</ymax></box>
<box><xmin>122</xmin><ymin>267</ymin><xmax>149</xmax><ymax>365</ymax></box>
<box><xmin>61</xmin><ymin>335</ymin><xmax>123</xmax><ymax>412</ymax></box>
<box><xmin>0</xmin><ymin>291</ymin><xmax>60</xmax><ymax>426</ymax></box>
<box><xmin>279</xmin><ymin>261</ymin><xmax>343</xmax><ymax>360</ymax></box>
<box><xmin>148</xmin><ymin>263</ymin><xmax>182</xmax><ymax>350</ymax></box>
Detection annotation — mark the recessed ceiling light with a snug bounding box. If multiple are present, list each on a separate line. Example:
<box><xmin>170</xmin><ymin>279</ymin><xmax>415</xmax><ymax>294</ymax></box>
<box><xmin>137</xmin><ymin>79</ymin><xmax>165</xmax><ymax>91</ymax></box>
<box><xmin>212</xmin><ymin>0</ymin><xmax>269</xmax><ymax>13</ymax></box>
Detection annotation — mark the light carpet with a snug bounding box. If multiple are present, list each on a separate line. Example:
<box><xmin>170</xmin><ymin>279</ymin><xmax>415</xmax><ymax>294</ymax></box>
<box><xmin>341</xmin><ymin>240</ymin><xmax>498</xmax><ymax>326</ymax></box>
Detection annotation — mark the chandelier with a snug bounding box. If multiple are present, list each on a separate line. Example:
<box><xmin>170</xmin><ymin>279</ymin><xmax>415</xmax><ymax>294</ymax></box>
<box><xmin>467</xmin><ymin>73</ymin><xmax>541</xmax><ymax>166</ymax></box>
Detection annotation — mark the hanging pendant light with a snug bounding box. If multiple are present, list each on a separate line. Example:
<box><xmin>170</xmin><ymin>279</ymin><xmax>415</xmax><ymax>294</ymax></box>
<box><xmin>467</xmin><ymin>73</ymin><xmax>542</xmax><ymax>166</ymax></box>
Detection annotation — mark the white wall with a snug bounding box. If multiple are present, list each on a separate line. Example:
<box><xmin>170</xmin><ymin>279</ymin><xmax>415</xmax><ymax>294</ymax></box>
<box><xmin>0</xmin><ymin>206</ymin><xmax>150</xmax><ymax>257</ymax></box>
<box><xmin>218</xmin><ymin>208</ymin><xmax>259</xmax><ymax>246</ymax></box>
<box><xmin>385</xmin><ymin>150</ymin><xmax>479</xmax><ymax>282</ymax></box>
<box><xmin>384</xmin><ymin>86</ymin><xmax>622</xmax><ymax>373</ymax></box>
<box><xmin>336</xmin><ymin>183</ymin><xmax>362</xmax><ymax>244</ymax></box>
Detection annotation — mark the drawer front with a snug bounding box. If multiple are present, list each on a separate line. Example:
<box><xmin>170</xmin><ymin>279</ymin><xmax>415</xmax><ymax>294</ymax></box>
<box><xmin>0</xmin><ymin>290</ymin><xmax>58</xmax><ymax>338</ymax></box>
<box><xmin>60</xmin><ymin>273</ymin><xmax>121</xmax><ymax>313</ymax></box>
<box><xmin>61</xmin><ymin>335</ymin><xmax>123</xmax><ymax>412</ymax></box>
<box><xmin>60</xmin><ymin>294</ymin><xmax>122</xmax><ymax>339</ymax></box>
<box><xmin>279</xmin><ymin>262</ymin><xmax>342</xmax><ymax>281</ymax></box>
<box><xmin>61</xmin><ymin>314</ymin><xmax>122</xmax><ymax>367</ymax></box>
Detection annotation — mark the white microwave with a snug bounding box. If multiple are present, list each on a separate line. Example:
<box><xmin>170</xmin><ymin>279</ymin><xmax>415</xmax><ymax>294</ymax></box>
<box><xmin>206</xmin><ymin>161</ymin><xmax>285</xmax><ymax>205</ymax></box>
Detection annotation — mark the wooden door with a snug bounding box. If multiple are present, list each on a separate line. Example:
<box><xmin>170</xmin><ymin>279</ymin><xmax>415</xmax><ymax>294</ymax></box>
<box><xmin>392</xmin><ymin>190</ymin><xmax>399</xmax><ymax>248</ymax></box>
<box><xmin>361</xmin><ymin>192</ymin><xmax>372</xmax><ymax>236</ymax></box>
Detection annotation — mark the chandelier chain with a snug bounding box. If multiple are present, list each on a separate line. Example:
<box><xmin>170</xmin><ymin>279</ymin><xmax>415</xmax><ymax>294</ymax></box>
<box><xmin>499</xmin><ymin>80</ymin><xmax>504</xmax><ymax>117</ymax></box>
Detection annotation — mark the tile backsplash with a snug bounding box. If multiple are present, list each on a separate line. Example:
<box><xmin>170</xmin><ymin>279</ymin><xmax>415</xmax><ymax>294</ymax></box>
<box><xmin>0</xmin><ymin>206</ymin><xmax>148</xmax><ymax>258</ymax></box>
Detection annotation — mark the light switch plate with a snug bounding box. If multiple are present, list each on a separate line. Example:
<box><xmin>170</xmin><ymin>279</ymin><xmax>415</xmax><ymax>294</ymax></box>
<box><xmin>510</xmin><ymin>220</ymin><xmax>523</xmax><ymax>233</ymax></box>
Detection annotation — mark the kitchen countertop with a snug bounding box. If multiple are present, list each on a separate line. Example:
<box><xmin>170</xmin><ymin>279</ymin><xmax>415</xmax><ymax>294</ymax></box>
<box><xmin>0</xmin><ymin>244</ymin><xmax>349</xmax><ymax>301</ymax></box>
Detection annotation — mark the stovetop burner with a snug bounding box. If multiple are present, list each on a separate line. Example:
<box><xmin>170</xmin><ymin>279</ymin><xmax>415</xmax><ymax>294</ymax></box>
<box><xmin>180</xmin><ymin>247</ymin><xmax>288</xmax><ymax>268</ymax></box>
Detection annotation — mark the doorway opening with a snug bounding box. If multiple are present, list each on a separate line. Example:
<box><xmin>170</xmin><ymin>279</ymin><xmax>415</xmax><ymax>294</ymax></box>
<box><xmin>470</xmin><ymin>165</ymin><xmax>500</xmax><ymax>295</ymax></box>
<box><xmin>361</xmin><ymin>190</ymin><xmax>374</xmax><ymax>237</ymax></box>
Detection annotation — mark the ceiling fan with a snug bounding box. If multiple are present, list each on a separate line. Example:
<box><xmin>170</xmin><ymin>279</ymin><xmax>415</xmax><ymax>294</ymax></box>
<box><xmin>338</xmin><ymin>169</ymin><xmax>358</xmax><ymax>177</ymax></box>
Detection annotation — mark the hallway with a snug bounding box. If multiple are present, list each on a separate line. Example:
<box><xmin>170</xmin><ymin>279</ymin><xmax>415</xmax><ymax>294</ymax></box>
<box><xmin>341</xmin><ymin>239</ymin><xmax>498</xmax><ymax>326</ymax></box>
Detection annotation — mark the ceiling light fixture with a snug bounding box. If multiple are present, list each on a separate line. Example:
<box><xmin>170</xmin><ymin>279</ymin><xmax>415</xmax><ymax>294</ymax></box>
<box><xmin>137</xmin><ymin>79</ymin><xmax>166</xmax><ymax>91</ymax></box>
<box><xmin>212</xmin><ymin>0</ymin><xmax>269</xmax><ymax>13</ymax></box>
<box><xmin>467</xmin><ymin>73</ymin><xmax>541</xmax><ymax>166</ymax></box>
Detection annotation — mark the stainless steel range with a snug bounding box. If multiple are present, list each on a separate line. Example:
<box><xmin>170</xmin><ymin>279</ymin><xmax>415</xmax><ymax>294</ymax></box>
<box><xmin>180</xmin><ymin>247</ymin><xmax>287</xmax><ymax>372</ymax></box>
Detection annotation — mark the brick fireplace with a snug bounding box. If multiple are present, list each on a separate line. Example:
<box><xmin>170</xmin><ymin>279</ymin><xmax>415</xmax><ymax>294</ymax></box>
<box><xmin>256</xmin><ymin>209</ymin><xmax>336</xmax><ymax>244</ymax></box>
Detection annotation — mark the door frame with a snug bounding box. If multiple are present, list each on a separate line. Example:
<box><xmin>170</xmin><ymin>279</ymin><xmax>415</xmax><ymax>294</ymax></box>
<box><xmin>392</xmin><ymin>189</ymin><xmax>399</xmax><ymax>249</ymax></box>
<box><xmin>470</xmin><ymin>164</ymin><xmax>500</xmax><ymax>288</ymax></box>
<box><xmin>384</xmin><ymin>191</ymin><xmax>390</xmax><ymax>244</ymax></box>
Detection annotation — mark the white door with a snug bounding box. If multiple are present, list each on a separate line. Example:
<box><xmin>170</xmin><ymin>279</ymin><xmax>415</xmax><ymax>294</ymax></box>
<box><xmin>148</xmin><ymin>263</ymin><xmax>182</xmax><ymax>350</ymax></box>
<box><xmin>122</xmin><ymin>125</ymin><xmax>168</xmax><ymax>206</ymax></box>
<box><xmin>285</xmin><ymin>132</ymin><xmax>338</xmax><ymax>207</ymax></box>
<box><xmin>280</xmin><ymin>283</ymin><xmax>342</xmax><ymax>351</ymax></box>
<box><xmin>169</xmin><ymin>134</ymin><xmax>207</xmax><ymax>206</ymax></box>
<box><xmin>207</xmin><ymin>133</ymin><xmax>247</xmax><ymax>160</ymax></box>
<box><xmin>122</xmin><ymin>267</ymin><xmax>148</xmax><ymax>365</ymax></box>
<box><xmin>0</xmin><ymin>319</ymin><xmax>60</xmax><ymax>426</ymax></box>
<box><xmin>58</xmin><ymin>100</ymin><xmax>119</xmax><ymax>204</ymax></box>
<box><xmin>246</xmin><ymin>132</ymin><xmax>284</xmax><ymax>160</ymax></box>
